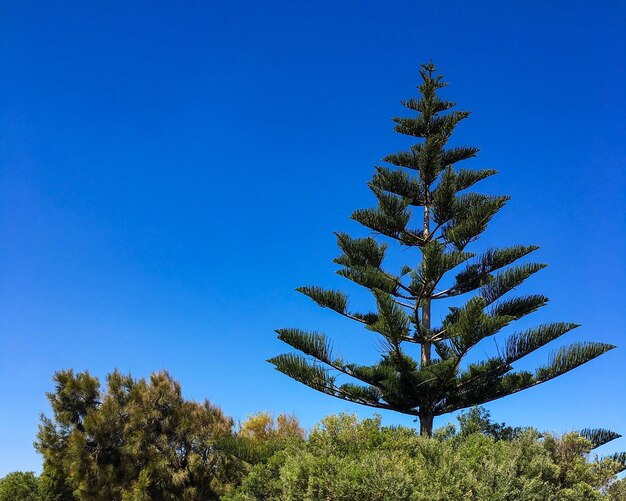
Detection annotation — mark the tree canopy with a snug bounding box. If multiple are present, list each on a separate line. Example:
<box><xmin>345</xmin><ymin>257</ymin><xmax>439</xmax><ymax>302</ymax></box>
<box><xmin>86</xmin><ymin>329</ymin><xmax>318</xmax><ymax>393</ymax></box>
<box><xmin>35</xmin><ymin>370</ymin><xmax>243</xmax><ymax>500</ymax></box>
<box><xmin>0</xmin><ymin>471</ymin><xmax>40</xmax><ymax>501</ymax></box>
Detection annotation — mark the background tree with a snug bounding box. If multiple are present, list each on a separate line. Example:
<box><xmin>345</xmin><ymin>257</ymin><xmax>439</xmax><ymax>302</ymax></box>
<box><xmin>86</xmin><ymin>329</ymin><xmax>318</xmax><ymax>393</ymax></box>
<box><xmin>239</xmin><ymin>412</ymin><xmax>304</xmax><ymax>443</ymax></box>
<box><xmin>270</xmin><ymin>63</ymin><xmax>615</xmax><ymax>436</ymax></box>
<box><xmin>0</xmin><ymin>471</ymin><xmax>40</xmax><ymax>501</ymax></box>
<box><xmin>35</xmin><ymin>370</ymin><xmax>243</xmax><ymax>500</ymax></box>
<box><xmin>454</xmin><ymin>406</ymin><xmax>525</xmax><ymax>441</ymax></box>
<box><xmin>219</xmin><ymin>412</ymin><xmax>305</xmax><ymax>467</ymax></box>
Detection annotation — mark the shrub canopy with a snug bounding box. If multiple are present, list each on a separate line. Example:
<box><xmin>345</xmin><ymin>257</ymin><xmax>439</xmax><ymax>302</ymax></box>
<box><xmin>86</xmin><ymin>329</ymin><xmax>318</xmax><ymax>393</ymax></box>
<box><xmin>226</xmin><ymin>412</ymin><xmax>626</xmax><ymax>501</ymax></box>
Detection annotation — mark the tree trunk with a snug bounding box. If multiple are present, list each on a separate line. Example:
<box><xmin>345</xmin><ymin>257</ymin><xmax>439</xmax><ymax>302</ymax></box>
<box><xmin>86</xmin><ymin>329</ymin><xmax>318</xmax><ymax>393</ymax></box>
<box><xmin>421</xmin><ymin>196</ymin><xmax>431</xmax><ymax>365</ymax></box>
<box><xmin>419</xmin><ymin>413</ymin><xmax>434</xmax><ymax>437</ymax></box>
<box><xmin>419</xmin><ymin>192</ymin><xmax>434</xmax><ymax>436</ymax></box>
<box><xmin>421</xmin><ymin>301</ymin><xmax>431</xmax><ymax>365</ymax></box>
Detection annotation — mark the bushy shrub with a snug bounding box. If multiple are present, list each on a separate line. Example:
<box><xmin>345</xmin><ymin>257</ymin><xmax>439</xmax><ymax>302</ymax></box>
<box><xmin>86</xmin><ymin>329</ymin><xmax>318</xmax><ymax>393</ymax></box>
<box><xmin>226</xmin><ymin>413</ymin><xmax>625</xmax><ymax>501</ymax></box>
<box><xmin>0</xmin><ymin>471</ymin><xmax>40</xmax><ymax>501</ymax></box>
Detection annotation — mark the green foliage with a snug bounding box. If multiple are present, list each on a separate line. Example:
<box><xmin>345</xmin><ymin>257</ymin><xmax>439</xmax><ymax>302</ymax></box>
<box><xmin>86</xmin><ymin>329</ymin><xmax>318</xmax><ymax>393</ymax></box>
<box><xmin>218</xmin><ymin>411</ymin><xmax>306</xmax><ymax>466</ymax></box>
<box><xmin>455</xmin><ymin>407</ymin><xmax>525</xmax><ymax>441</ymax></box>
<box><xmin>608</xmin><ymin>479</ymin><xmax>626</xmax><ymax>500</ymax></box>
<box><xmin>609</xmin><ymin>452</ymin><xmax>626</xmax><ymax>473</ymax></box>
<box><xmin>239</xmin><ymin>412</ymin><xmax>305</xmax><ymax>443</ymax></box>
<box><xmin>35</xmin><ymin>370</ymin><xmax>243</xmax><ymax>500</ymax></box>
<box><xmin>225</xmin><ymin>412</ymin><xmax>626</xmax><ymax>501</ymax></box>
<box><xmin>0</xmin><ymin>471</ymin><xmax>40</xmax><ymax>501</ymax></box>
<box><xmin>579</xmin><ymin>429</ymin><xmax>622</xmax><ymax>449</ymax></box>
<box><xmin>271</xmin><ymin>62</ymin><xmax>614</xmax><ymax>435</ymax></box>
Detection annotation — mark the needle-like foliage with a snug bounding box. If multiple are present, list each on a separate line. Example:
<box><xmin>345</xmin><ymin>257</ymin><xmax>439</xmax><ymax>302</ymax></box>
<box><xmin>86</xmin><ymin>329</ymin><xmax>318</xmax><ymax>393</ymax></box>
<box><xmin>269</xmin><ymin>63</ymin><xmax>615</xmax><ymax>436</ymax></box>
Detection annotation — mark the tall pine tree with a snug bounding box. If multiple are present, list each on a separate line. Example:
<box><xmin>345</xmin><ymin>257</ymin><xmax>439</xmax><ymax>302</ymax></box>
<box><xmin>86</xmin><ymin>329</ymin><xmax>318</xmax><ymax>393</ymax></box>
<box><xmin>269</xmin><ymin>63</ymin><xmax>614</xmax><ymax>436</ymax></box>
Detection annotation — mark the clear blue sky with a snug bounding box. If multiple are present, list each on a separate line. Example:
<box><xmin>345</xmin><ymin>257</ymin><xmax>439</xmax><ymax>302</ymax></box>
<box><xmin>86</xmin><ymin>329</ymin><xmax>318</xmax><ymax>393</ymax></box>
<box><xmin>1</xmin><ymin>0</ymin><xmax>625</xmax><ymax>475</ymax></box>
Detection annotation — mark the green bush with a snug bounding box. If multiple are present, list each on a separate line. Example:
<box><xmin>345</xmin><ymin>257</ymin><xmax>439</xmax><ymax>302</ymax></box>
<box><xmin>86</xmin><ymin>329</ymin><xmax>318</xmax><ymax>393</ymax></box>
<box><xmin>226</xmin><ymin>413</ymin><xmax>625</xmax><ymax>501</ymax></box>
<box><xmin>0</xmin><ymin>471</ymin><xmax>39</xmax><ymax>501</ymax></box>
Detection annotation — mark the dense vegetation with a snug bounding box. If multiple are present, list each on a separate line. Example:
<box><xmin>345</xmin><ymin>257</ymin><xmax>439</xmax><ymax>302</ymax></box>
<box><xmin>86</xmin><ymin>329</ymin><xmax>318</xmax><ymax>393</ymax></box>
<box><xmin>1</xmin><ymin>372</ymin><xmax>624</xmax><ymax>500</ymax></box>
<box><xmin>227</xmin><ymin>412</ymin><xmax>626</xmax><ymax>501</ymax></box>
<box><xmin>270</xmin><ymin>63</ymin><xmax>613</xmax><ymax>436</ymax></box>
<box><xmin>0</xmin><ymin>369</ymin><xmax>303</xmax><ymax>501</ymax></box>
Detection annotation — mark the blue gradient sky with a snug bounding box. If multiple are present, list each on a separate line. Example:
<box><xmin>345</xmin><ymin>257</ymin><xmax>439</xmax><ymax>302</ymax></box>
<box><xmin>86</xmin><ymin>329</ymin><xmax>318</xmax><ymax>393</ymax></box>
<box><xmin>1</xmin><ymin>1</ymin><xmax>625</xmax><ymax>475</ymax></box>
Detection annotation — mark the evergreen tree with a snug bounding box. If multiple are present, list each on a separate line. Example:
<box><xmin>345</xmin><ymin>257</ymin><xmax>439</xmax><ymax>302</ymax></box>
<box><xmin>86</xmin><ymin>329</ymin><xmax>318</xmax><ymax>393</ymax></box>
<box><xmin>35</xmin><ymin>370</ymin><xmax>243</xmax><ymax>500</ymax></box>
<box><xmin>269</xmin><ymin>63</ymin><xmax>615</xmax><ymax>436</ymax></box>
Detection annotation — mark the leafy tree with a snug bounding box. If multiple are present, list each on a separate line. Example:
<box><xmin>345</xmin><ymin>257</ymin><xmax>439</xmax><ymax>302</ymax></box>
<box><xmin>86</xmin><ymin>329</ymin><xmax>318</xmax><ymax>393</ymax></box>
<box><xmin>269</xmin><ymin>63</ymin><xmax>614</xmax><ymax>435</ymax></box>
<box><xmin>455</xmin><ymin>406</ymin><xmax>525</xmax><ymax>441</ymax></box>
<box><xmin>220</xmin><ymin>412</ymin><xmax>305</xmax><ymax>466</ymax></box>
<box><xmin>225</xmin><ymin>413</ymin><xmax>626</xmax><ymax>501</ymax></box>
<box><xmin>35</xmin><ymin>369</ymin><xmax>243</xmax><ymax>500</ymax></box>
<box><xmin>0</xmin><ymin>471</ymin><xmax>39</xmax><ymax>501</ymax></box>
<box><xmin>240</xmin><ymin>412</ymin><xmax>305</xmax><ymax>442</ymax></box>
